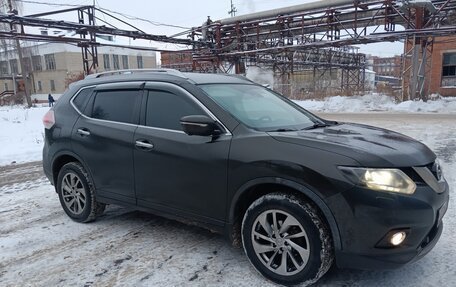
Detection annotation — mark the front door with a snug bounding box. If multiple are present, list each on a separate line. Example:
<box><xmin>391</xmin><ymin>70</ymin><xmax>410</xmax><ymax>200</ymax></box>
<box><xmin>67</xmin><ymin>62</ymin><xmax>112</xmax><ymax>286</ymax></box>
<box><xmin>134</xmin><ymin>82</ymin><xmax>231</xmax><ymax>223</ymax></box>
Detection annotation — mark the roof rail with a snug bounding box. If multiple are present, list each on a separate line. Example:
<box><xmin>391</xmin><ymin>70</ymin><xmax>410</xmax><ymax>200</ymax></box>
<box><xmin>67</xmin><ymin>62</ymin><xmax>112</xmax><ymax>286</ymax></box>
<box><xmin>226</xmin><ymin>74</ymin><xmax>255</xmax><ymax>83</ymax></box>
<box><xmin>85</xmin><ymin>69</ymin><xmax>187</xmax><ymax>79</ymax></box>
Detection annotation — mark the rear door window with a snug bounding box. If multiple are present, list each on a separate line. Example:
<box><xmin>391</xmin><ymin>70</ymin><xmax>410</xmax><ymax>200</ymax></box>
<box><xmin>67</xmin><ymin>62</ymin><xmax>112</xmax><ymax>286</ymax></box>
<box><xmin>92</xmin><ymin>90</ymin><xmax>141</xmax><ymax>124</ymax></box>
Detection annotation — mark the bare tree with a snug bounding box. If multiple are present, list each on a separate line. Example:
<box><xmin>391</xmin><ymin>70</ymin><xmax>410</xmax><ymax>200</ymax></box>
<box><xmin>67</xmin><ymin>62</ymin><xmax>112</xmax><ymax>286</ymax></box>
<box><xmin>1</xmin><ymin>0</ymin><xmax>33</xmax><ymax>107</ymax></box>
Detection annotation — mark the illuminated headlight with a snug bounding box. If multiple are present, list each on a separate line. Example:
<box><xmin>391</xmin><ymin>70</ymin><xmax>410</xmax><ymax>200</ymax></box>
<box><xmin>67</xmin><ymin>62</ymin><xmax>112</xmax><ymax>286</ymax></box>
<box><xmin>339</xmin><ymin>167</ymin><xmax>416</xmax><ymax>195</ymax></box>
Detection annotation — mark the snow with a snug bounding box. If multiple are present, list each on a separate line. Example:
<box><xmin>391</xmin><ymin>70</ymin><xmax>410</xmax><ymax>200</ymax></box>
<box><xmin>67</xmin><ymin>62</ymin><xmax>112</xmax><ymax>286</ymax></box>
<box><xmin>0</xmin><ymin>113</ymin><xmax>455</xmax><ymax>286</ymax></box>
<box><xmin>295</xmin><ymin>94</ymin><xmax>456</xmax><ymax>113</ymax></box>
<box><xmin>0</xmin><ymin>105</ymin><xmax>49</xmax><ymax>166</ymax></box>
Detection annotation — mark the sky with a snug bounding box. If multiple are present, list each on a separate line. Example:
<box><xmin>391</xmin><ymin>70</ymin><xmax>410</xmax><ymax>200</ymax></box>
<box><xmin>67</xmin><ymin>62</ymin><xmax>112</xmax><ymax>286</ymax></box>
<box><xmin>18</xmin><ymin>0</ymin><xmax>404</xmax><ymax>57</ymax></box>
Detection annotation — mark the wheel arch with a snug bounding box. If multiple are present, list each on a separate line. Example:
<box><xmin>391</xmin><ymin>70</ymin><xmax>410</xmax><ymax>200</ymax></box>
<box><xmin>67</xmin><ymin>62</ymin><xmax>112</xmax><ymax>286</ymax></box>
<box><xmin>227</xmin><ymin>177</ymin><xmax>341</xmax><ymax>251</ymax></box>
<box><xmin>51</xmin><ymin>151</ymin><xmax>92</xmax><ymax>187</ymax></box>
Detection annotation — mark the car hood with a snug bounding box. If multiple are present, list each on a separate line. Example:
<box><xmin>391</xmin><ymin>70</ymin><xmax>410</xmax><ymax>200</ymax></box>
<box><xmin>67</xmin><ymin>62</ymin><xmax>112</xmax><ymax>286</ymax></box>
<box><xmin>268</xmin><ymin>123</ymin><xmax>436</xmax><ymax>167</ymax></box>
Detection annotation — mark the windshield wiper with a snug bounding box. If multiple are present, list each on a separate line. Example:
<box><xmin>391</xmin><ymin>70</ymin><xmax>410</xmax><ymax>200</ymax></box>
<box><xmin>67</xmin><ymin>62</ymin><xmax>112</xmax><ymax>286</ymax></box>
<box><xmin>267</xmin><ymin>128</ymin><xmax>298</xmax><ymax>132</ymax></box>
<box><xmin>302</xmin><ymin>122</ymin><xmax>329</xmax><ymax>130</ymax></box>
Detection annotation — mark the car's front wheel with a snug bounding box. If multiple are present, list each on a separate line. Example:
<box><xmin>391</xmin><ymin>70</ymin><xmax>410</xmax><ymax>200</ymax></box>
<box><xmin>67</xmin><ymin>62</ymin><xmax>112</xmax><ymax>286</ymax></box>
<box><xmin>241</xmin><ymin>193</ymin><xmax>333</xmax><ymax>286</ymax></box>
<box><xmin>56</xmin><ymin>162</ymin><xmax>105</xmax><ymax>223</ymax></box>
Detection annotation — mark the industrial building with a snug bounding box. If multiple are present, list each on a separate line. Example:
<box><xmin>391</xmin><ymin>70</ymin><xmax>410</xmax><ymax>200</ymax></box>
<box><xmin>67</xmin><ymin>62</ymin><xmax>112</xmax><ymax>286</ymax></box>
<box><xmin>0</xmin><ymin>31</ymin><xmax>157</xmax><ymax>104</ymax></box>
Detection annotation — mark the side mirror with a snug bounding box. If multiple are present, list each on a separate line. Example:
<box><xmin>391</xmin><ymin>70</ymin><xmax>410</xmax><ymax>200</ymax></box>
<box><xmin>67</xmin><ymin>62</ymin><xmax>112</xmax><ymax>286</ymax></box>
<box><xmin>180</xmin><ymin>115</ymin><xmax>221</xmax><ymax>137</ymax></box>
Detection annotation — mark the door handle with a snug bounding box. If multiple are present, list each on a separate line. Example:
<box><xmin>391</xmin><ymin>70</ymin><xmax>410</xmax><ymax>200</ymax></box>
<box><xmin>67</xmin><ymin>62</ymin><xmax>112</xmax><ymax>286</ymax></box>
<box><xmin>135</xmin><ymin>140</ymin><xmax>154</xmax><ymax>150</ymax></box>
<box><xmin>77</xmin><ymin>128</ymin><xmax>91</xmax><ymax>136</ymax></box>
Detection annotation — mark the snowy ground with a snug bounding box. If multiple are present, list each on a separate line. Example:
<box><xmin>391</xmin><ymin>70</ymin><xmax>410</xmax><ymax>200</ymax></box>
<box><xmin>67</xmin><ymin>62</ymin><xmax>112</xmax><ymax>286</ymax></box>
<box><xmin>0</xmin><ymin>105</ymin><xmax>50</xmax><ymax>166</ymax></box>
<box><xmin>296</xmin><ymin>94</ymin><xmax>456</xmax><ymax>113</ymax></box>
<box><xmin>0</xmin><ymin>112</ymin><xmax>455</xmax><ymax>286</ymax></box>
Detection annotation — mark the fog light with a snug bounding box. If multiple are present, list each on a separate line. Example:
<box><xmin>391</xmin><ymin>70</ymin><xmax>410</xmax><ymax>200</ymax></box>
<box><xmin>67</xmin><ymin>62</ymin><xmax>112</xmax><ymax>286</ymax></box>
<box><xmin>390</xmin><ymin>232</ymin><xmax>407</xmax><ymax>246</ymax></box>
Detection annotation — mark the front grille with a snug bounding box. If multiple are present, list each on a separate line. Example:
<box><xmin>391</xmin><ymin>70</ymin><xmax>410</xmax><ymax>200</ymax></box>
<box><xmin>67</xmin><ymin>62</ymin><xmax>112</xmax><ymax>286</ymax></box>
<box><xmin>425</xmin><ymin>162</ymin><xmax>439</xmax><ymax>180</ymax></box>
<box><xmin>412</xmin><ymin>163</ymin><xmax>445</xmax><ymax>193</ymax></box>
<box><xmin>401</xmin><ymin>167</ymin><xmax>425</xmax><ymax>184</ymax></box>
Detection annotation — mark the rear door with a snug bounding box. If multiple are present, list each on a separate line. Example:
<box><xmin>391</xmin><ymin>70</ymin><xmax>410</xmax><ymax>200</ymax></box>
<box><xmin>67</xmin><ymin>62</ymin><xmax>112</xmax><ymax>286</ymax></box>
<box><xmin>71</xmin><ymin>82</ymin><xmax>144</xmax><ymax>204</ymax></box>
<box><xmin>133</xmin><ymin>82</ymin><xmax>231</xmax><ymax>223</ymax></box>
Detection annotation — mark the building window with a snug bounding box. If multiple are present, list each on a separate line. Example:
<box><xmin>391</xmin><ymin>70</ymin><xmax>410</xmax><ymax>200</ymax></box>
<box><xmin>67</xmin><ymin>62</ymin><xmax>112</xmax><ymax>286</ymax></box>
<box><xmin>10</xmin><ymin>59</ymin><xmax>18</xmax><ymax>74</ymax></box>
<box><xmin>103</xmin><ymin>54</ymin><xmax>110</xmax><ymax>70</ymax></box>
<box><xmin>122</xmin><ymin>55</ymin><xmax>129</xmax><ymax>69</ymax></box>
<box><xmin>24</xmin><ymin>57</ymin><xmax>32</xmax><ymax>73</ymax></box>
<box><xmin>113</xmin><ymin>54</ymin><xmax>120</xmax><ymax>70</ymax></box>
<box><xmin>0</xmin><ymin>61</ymin><xmax>8</xmax><ymax>75</ymax></box>
<box><xmin>442</xmin><ymin>53</ymin><xmax>456</xmax><ymax>87</ymax></box>
<box><xmin>50</xmin><ymin>80</ymin><xmax>56</xmax><ymax>91</ymax></box>
<box><xmin>44</xmin><ymin>54</ymin><xmax>56</xmax><ymax>70</ymax></box>
<box><xmin>32</xmin><ymin>55</ymin><xmax>42</xmax><ymax>71</ymax></box>
<box><xmin>37</xmin><ymin>81</ymin><xmax>42</xmax><ymax>91</ymax></box>
<box><xmin>137</xmin><ymin>55</ymin><xmax>143</xmax><ymax>69</ymax></box>
<box><xmin>4</xmin><ymin>83</ymin><xmax>8</xmax><ymax>91</ymax></box>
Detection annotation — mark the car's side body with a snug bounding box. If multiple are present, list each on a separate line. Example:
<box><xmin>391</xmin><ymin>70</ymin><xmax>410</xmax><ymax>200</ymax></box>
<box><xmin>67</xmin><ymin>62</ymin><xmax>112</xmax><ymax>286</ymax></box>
<box><xmin>43</xmin><ymin>72</ymin><xmax>449</xmax><ymax>275</ymax></box>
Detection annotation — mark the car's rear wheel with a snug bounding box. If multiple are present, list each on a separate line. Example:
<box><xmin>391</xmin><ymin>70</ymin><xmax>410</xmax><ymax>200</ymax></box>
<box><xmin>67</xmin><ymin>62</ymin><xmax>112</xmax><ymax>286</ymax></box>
<box><xmin>241</xmin><ymin>193</ymin><xmax>333</xmax><ymax>286</ymax></box>
<box><xmin>57</xmin><ymin>162</ymin><xmax>105</xmax><ymax>222</ymax></box>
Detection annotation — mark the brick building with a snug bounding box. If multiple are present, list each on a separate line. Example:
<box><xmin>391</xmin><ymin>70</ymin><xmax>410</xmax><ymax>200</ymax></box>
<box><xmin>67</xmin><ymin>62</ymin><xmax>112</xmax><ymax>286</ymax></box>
<box><xmin>161</xmin><ymin>50</ymin><xmax>217</xmax><ymax>73</ymax></box>
<box><xmin>428</xmin><ymin>36</ymin><xmax>456</xmax><ymax>97</ymax></box>
<box><xmin>161</xmin><ymin>50</ymin><xmax>193</xmax><ymax>71</ymax></box>
<box><xmin>371</xmin><ymin>55</ymin><xmax>403</xmax><ymax>78</ymax></box>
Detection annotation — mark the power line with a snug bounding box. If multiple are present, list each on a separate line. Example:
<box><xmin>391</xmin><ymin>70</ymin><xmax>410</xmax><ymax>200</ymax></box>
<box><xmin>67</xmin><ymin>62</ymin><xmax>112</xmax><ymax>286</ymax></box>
<box><xmin>16</xmin><ymin>0</ymin><xmax>83</xmax><ymax>8</ymax></box>
<box><xmin>96</xmin><ymin>6</ymin><xmax>190</xmax><ymax>30</ymax></box>
<box><xmin>17</xmin><ymin>0</ymin><xmax>190</xmax><ymax>30</ymax></box>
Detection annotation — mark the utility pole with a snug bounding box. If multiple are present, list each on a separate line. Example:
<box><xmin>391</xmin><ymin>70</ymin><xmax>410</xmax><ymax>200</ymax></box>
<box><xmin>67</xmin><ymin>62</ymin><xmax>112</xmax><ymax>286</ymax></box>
<box><xmin>7</xmin><ymin>0</ymin><xmax>32</xmax><ymax>108</ymax></box>
<box><xmin>228</xmin><ymin>0</ymin><xmax>237</xmax><ymax>17</ymax></box>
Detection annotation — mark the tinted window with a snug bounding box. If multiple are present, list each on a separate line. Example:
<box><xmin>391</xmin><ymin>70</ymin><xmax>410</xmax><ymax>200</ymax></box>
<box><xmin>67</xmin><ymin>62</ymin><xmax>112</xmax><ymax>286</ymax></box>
<box><xmin>146</xmin><ymin>90</ymin><xmax>204</xmax><ymax>130</ymax></box>
<box><xmin>73</xmin><ymin>87</ymin><xmax>94</xmax><ymax>115</ymax></box>
<box><xmin>92</xmin><ymin>90</ymin><xmax>140</xmax><ymax>124</ymax></box>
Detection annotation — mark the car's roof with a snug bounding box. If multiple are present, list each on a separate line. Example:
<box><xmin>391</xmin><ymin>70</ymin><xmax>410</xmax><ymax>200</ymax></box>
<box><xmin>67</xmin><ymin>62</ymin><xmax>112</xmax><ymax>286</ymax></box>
<box><xmin>183</xmin><ymin>73</ymin><xmax>254</xmax><ymax>85</ymax></box>
<box><xmin>71</xmin><ymin>71</ymin><xmax>254</xmax><ymax>90</ymax></box>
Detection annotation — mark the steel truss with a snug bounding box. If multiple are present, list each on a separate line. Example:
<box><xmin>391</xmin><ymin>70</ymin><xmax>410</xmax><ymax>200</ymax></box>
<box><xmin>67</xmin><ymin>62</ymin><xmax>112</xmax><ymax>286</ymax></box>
<box><xmin>191</xmin><ymin>0</ymin><xmax>456</xmax><ymax>98</ymax></box>
<box><xmin>0</xmin><ymin>6</ymin><xmax>199</xmax><ymax>75</ymax></box>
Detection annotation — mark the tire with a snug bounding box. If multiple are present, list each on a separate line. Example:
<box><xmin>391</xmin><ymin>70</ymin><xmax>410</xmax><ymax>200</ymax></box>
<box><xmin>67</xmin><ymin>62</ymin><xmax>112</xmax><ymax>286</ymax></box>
<box><xmin>56</xmin><ymin>162</ymin><xmax>105</xmax><ymax>223</ymax></box>
<box><xmin>241</xmin><ymin>193</ymin><xmax>333</xmax><ymax>286</ymax></box>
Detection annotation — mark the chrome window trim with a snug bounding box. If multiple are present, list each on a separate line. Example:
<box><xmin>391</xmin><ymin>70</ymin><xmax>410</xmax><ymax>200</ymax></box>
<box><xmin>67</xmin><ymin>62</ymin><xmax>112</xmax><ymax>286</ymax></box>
<box><xmin>137</xmin><ymin>125</ymin><xmax>186</xmax><ymax>134</ymax></box>
<box><xmin>69</xmin><ymin>82</ymin><xmax>232</xmax><ymax>136</ymax></box>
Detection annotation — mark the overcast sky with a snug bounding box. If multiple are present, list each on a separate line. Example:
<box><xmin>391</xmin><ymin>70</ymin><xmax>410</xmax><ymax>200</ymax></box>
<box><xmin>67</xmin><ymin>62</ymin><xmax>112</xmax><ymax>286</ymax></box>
<box><xmin>20</xmin><ymin>0</ymin><xmax>404</xmax><ymax>56</ymax></box>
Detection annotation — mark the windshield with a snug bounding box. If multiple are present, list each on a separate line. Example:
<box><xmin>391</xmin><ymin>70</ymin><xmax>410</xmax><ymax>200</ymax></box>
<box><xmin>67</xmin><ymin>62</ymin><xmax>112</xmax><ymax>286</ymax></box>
<box><xmin>200</xmin><ymin>84</ymin><xmax>318</xmax><ymax>131</ymax></box>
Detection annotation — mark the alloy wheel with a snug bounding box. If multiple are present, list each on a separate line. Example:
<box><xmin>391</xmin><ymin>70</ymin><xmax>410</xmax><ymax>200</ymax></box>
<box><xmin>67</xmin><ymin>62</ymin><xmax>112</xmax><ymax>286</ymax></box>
<box><xmin>251</xmin><ymin>209</ymin><xmax>310</xmax><ymax>276</ymax></box>
<box><xmin>61</xmin><ymin>172</ymin><xmax>87</xmax><ymax>215</ymax></box>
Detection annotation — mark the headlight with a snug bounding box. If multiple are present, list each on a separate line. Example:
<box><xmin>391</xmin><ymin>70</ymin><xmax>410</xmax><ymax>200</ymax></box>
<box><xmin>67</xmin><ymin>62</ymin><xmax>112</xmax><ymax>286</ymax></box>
<box><xmin>339</xmin><ymin>167</ymin><xmax>416</xmax><ymax>195</ymax></box>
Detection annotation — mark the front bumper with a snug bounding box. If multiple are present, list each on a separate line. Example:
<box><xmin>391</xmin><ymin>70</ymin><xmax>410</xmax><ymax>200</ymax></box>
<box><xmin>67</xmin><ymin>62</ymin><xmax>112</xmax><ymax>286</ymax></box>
<box><xmin>327</xmin><ymin>180</ymin><xmax>449</xmax><ymax>270</ymax></box>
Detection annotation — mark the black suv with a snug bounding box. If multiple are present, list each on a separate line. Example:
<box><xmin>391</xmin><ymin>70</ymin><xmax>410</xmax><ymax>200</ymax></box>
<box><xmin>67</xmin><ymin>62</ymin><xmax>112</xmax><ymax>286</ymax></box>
<box><xmin>43</xmin><ymin>69</ymin><xmax>449</xmax><ymax>286</ymax></box>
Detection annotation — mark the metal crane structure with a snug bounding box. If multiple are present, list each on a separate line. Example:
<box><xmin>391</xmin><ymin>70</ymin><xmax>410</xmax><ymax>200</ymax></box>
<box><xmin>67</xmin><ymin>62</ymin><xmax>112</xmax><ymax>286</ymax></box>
<box><xmin>0</xmin><ymin>1</ymin><xmax>455</xmax><ymax>100</ymax></box>
<box><xmin>190</xmin><ymin>0</ymin><xmax>456</xmax><ymax>100</ymax></box>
